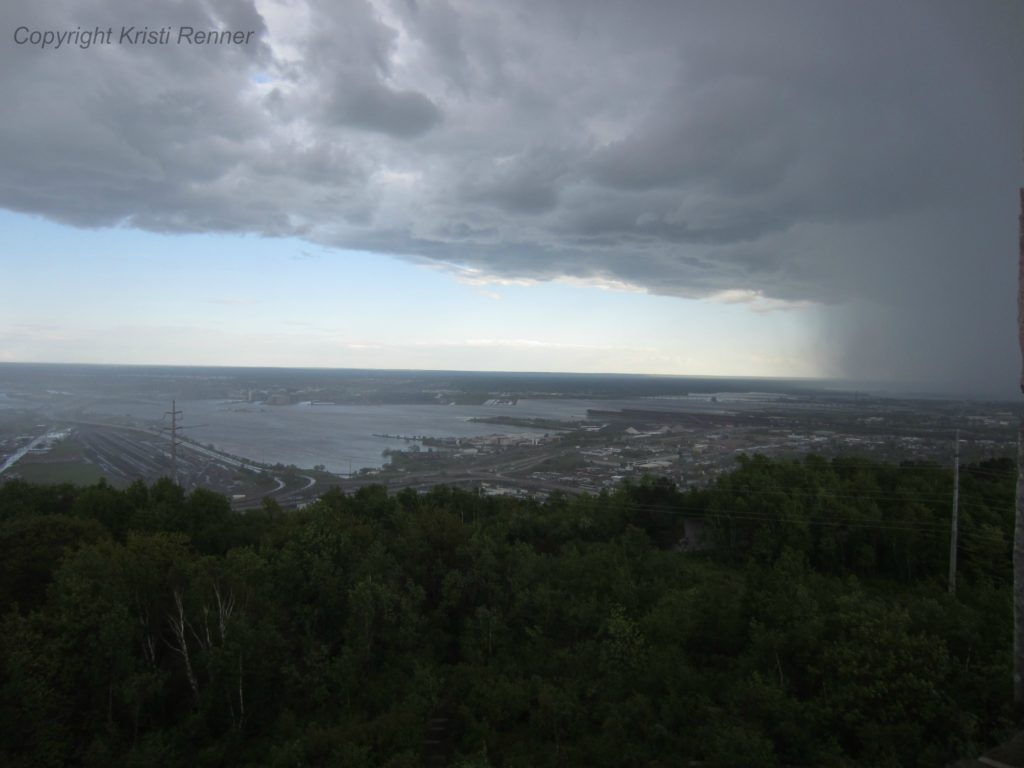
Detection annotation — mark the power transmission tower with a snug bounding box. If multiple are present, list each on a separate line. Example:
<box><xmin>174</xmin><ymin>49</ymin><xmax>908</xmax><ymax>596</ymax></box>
<box><xmin>159</xmin><ymin>403</ymin><xmax>209</xmax><ymax>489</ymax></box>
<box><xmin>164</xmin><ymin>400</ymin><xmax>183</xmax><ymax>485</ymax></box>
<box><xmin>948</xmin><ymin>430</ymin><xmax>959</xmax><ymax>596</ymax></box>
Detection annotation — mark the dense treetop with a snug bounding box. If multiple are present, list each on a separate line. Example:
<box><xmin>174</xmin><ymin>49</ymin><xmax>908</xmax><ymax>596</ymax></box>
<box><xmin>0</xmin><ymin>454</ymin><xmax>1016</xmax><ymax>767</ymax></box>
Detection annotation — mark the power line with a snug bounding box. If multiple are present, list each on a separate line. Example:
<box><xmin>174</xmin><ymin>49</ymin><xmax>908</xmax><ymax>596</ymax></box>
<box><xmin>701</xmin><ymin>484</ymin><xmax>954</xmax><ymax>505</ymax></box>
<box><xmin>721</xmin><ymin>454</ymin><xmax>1016</xmax><ymax>480</ymax></box>
<box><xmin>569</xmin><ymin>497</ymin><xmax>1011</xmax><ymax>539</ymax></box>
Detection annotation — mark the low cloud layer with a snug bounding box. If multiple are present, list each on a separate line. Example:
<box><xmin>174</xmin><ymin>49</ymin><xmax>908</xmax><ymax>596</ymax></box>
<box><xmin>3</xmin><ymin>0</ymin><xmax>1022</xmax><ymax>394</ymax></box>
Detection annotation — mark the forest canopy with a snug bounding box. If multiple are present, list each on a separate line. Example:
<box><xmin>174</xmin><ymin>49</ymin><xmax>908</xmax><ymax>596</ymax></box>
<box><xmin>0</xmin><ymin>454</ymin><xmax>1016</xmax><ymax>767</ymax></box>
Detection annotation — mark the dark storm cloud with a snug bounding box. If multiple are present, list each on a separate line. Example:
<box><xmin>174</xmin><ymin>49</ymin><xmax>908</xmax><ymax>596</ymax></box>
<box><xmin>461</xmin><ymin>145</ymin><xmax>576</xmax><ymax>214</ymax></box>
<box><xmin>328</xmin><ymin>82</ymin><xmax>442</xmax><ymax>137</ymax></box>
<box><xmin>2</xmin><ymin>0</ymin><xmax>1022</xmax><ymax>393</ymax></box>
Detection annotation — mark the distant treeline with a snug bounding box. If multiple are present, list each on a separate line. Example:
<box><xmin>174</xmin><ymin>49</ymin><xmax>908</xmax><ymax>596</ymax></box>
<box><xmin>0</xmin><ymin>454</ymin><xmax>1016</xmax><ymax>767</ymax></box>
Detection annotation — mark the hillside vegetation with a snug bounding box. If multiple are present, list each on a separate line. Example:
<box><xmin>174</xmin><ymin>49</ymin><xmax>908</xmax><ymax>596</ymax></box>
<box><xmin>0</xmin><ymin>454</ymin><xmax>1016</xmax><ymax>767</ymax></box>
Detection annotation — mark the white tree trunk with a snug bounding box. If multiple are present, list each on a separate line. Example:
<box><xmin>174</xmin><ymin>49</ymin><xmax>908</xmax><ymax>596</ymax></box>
<box><xmin>168</xmin><ymin>589</ymin><xmax>201</xmax><ymax>708</ymax></box>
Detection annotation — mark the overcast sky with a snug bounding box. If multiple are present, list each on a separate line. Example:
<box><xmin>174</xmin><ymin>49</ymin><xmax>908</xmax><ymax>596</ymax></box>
<box><xmin>1</xmin><ymin>0</ymin><xmax>1022</xmax><ymax>396</ymax></box>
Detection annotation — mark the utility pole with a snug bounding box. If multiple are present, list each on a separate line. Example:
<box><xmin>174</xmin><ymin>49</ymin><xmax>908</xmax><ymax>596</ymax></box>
<box><xmin>165</xmin><ymin>400</ymin><xmax>183</xmax><ymax>485</ymax></box>
<box><xmin>948</xmin><ymin>430</ymin><xmax>959</xmax><ymax>596</ymax></box>
<box><xmin>1015</xmin><ymin>185</ymin><xmax>1024</xmax><ymax>713</ymax></box>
